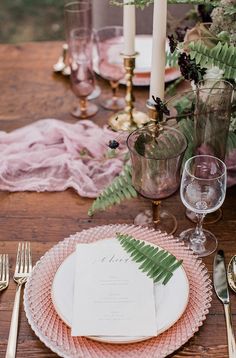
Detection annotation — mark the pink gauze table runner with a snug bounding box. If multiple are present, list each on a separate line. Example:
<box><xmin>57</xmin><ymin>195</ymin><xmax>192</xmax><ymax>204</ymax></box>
<box><xmin>0</xmin><ymin>118</ymin><xmax>235</xmax><ymax>197</ymax></box>
<box><xmin>0</xmin><ymin>119</ymin><xmax>127</xmax><ymax>198</ymax></box>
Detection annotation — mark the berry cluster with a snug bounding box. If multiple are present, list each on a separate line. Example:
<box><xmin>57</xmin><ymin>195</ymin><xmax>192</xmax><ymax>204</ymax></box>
<box><xmin>152</xmin><ymin>96</ymin><xmax>170</xmax><ymax>117</ymax></box>
<box><xmin>168</xmin><ymin>27</ymin><xmax>188</xmax><ymax>54</ymax></box>
<box><xmin>168</xmin><ymin>34</ymin><xmax>178</xmax><ymax>54</ymax></box>
<box><xmin>178</xmin><ymin>53</ymin><xmax>206</xmax><ymax>84</ymax></box>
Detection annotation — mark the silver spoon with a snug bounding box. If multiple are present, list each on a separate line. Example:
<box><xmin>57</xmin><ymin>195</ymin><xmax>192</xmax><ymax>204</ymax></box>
<box><xmin>53</xmin><ymin>43</ymin><xmax>68</xmax><ymax>73</ymax></box>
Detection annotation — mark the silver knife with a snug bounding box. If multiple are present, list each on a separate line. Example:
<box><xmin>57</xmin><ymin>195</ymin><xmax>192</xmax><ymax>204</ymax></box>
<box><xmin>213</xmin><ymin>250</ymin><xmax>236</xmax><ymax>358</ymax></box>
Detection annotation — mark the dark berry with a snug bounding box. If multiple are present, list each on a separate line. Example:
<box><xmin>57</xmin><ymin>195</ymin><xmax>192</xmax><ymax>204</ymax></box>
<box><xmin>108</xmin><ymin>140</ymin><xmax>119</xmax><ymax>149</ymax></box>
<box><xmin>178</xmin><ymin>52</ymin><xmax>206</xmax><ymax>84</ymax></box>
<box><xmin>175</xmin><ymin>27</ymin><xmax>188</xmax><ymax>42</ymax></box>
<box><xmin>152</xmin><ymin>96</ymin><xmax>170</xmax><ymax>116</ymax></box>
<box><xmin>168</xmin><ymin>34</ymin><xmax>178</xmax><ymax>53</ymax></box>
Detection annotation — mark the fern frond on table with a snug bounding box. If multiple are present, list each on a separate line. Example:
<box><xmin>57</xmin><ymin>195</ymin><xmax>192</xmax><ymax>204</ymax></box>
<box><xmin>117</xmin><ymin>233</ymin><xmax>183</xmax><ymax>285</ymax></box>
<box><xmin>88</xmin><ymin>164</ymin><xmax>137</xmax><ymax>216</ymax></box>
<box><xmin>189</xmin><ymin>41</ymin><xmax>236</xmax><ymax>79</ymax></box>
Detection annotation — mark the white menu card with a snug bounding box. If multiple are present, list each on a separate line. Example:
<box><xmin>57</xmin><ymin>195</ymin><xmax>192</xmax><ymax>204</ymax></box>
<box><xmin>71</xmin><ymin>238</ymin><xmax>157</xmax><ymax>337</ymax></box>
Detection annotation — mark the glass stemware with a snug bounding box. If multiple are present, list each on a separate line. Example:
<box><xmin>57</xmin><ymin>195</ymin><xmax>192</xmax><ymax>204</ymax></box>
<box><xmin>69</xmin><ymin>28</ymin><xmax>98</xmax><ymax>118</ymax></box>
<box><xmin>180</xmin><ymin>155</ymin><xmax>227</xmax><ymax>257</ymax></box>
<box><xmin>127</xmin><ymin>123</ymin><xmax>187</xmax><ymax>235</ymax></box>
<box><xmin>189</xmin><ymin>79</ymin><xmax>233</xmax><ymax>223</ymax></box>
<box><xmin>96</xmin><ymin>26</ymin><xmax>125</xmax><ymax>111</ymax></box>
<box><xmin>65</xmin><ymin>1</ymin><xmax>98</xmax><ymax>118</ymax></box>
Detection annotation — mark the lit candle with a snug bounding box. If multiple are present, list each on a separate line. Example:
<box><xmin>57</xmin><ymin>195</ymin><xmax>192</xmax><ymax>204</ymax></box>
<box><xmin>149</xmin><ymin>0</ymin><xmax>167</xmax><ymax>101</ymax></box>
<box><xmin>123</xmin><ymin>0</ymin><xmax>135</xmax><ymax>56</ymax></box>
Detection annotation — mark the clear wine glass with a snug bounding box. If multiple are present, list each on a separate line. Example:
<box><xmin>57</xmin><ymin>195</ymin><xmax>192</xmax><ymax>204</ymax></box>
<box><xmin>69</xmin><ymin>28</ymin><xmax>98</xmax><ymax>118</ymax></box>
<box><xmin>180</xmin><ymin>155</ymin><xmax>227</xmax><ymax>257</ymax></box>
<box><xmin>96</xmin><ymin>26</ymin><xmax>125</xmax><ymax>111</ymax></box>
<box><xmin>127</xmin><ymin>123</ymin><xmax>187</xmax><ymax>235</ymax></box>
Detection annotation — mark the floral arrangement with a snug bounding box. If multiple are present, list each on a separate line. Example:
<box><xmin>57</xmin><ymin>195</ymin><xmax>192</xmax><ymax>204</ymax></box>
<box><xmin>89</xmin><ymin>0</ymin><xmax>236</xmax><ymax>216</ymax></box>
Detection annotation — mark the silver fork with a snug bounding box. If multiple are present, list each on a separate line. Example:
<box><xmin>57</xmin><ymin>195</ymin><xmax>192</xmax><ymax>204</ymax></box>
<box><xmin>5</xmin><ymin>242</ymin><xmax>32</xmax><ymax>358</ymax></box>
<box><xmin>0</xmin><ymin>254</ymin><xmax>9</xmax><ymax>292</ymax></box>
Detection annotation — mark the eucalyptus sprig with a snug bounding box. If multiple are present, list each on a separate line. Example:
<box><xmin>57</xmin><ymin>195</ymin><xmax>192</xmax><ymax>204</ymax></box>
<box><xmin>117</xmin><ymin>233</ymin><xmax>183</xmax><ymax>285</ymax></box>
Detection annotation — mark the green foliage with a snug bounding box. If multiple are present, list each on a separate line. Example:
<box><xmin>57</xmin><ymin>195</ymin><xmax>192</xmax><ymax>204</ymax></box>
<box><xmin>178</xmin><ymin>117</ymin><xmax>195</xmax><ymax>165</ymax></box>
<box><xmin>189</xmin><ymin>41</ymin><xmax>236</xmax><ymax>79</ymax></box>
<box><xmin>111</xmin><ymin>0</ymin><xmax>220</xmax><ymax>7</ymax></box>
<box><xmin>166</xmin><ymin>49</ymin><xmax>179</xmax><ymax>68</ymax></box>
<box><xmin>0</xmin><ymin>0</ymin><xmax>64</xmax><ymax>43</ymax></box>
<box><xmin>227</xmin><ymin>131</ymin><xmax>236</xmax><ymax>153</ymax></box>
<box><xmin>165</xmin><ymin>76</ymin><xmax>184</xmax><ymax>97</ymax></box>
<box><xmin>88</xmin><ymin>164</ymin><xmax>137</xmax><ymax>216</ymax></box>
<box><xmin>168</xmin><ymin>0</ymin><xmax>219</xmax><ymax>3</ymax></box>
<box><xmin>224</xmin><ymin>6</ymin><xmax>236</xmax><ymax>17</ymax></box>
<box><xmin>117</xmin><ymin>233</ymin><xmax>183</xmax><ymax>285</ymax></box>
<box><xmin>88</xmin><ymin>119</ymin><xmax>236</xmax><ymax>215</ymax></box>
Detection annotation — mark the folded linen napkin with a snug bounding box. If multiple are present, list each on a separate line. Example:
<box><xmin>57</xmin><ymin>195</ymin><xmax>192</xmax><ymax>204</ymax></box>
<box><xmin>0</xmin><ymin>119</ymin><xmax>127</xmax><ymax>198</ymax></box>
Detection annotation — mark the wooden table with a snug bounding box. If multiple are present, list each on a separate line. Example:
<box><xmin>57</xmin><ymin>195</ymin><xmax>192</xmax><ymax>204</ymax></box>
<box><xmin>0</xmin><ymin>41</ymin><xmax>235</xmax><ymax>358</ymax></box>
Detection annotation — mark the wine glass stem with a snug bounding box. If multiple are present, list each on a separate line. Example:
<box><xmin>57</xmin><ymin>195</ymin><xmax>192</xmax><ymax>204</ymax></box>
<box><xmin>80</xmin><ymin>98</ymin><xmax>87</xmax><ymax>114</ymax></box>
<box><xmin>152</xmin><ymin>201</ymin><xmax>161</xmax><ymax>225</ymax></box>
<box><xmin>110</xmin><ymin>81</ymin><xmax>119</xmax><ymax>101</ymax></box>
<box><xmin>191</xmin><ymin>213</ymin><xmax>206</xmax><ymax>245</ymax></box>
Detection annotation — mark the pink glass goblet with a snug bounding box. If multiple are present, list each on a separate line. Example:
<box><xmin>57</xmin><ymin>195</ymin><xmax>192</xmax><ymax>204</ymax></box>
<box><xmin>69</xmin><ymin>28</ymin><xmax>98</xmax><ymax>118</ymax></box>
<box><xmin>127</xmin><ymin>123</ymin><xmax>187</xmax><ymax>235</ymax></box>
<box><xmin>96</xmin><ymin>26</ymin><xmax>125</xmax><ymax>111</ymax></box>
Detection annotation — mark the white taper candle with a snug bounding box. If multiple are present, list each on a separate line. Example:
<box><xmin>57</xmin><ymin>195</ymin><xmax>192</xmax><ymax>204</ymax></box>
<box><xmin>123</xmin><ymin>0</ymin><xmax>136</xmax><ymax>56</ymax></box>
<box><xmin>149</xmin><ymin>0</ymin><xmax>167</xmax><ymax>101</ymax></box>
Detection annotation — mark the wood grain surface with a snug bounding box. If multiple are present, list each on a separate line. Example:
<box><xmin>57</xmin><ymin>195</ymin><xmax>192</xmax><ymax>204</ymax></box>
<box><xmin>0</xmin><ymin>41</ymin><xmax>235</xmax><ymax>358</ymax></box>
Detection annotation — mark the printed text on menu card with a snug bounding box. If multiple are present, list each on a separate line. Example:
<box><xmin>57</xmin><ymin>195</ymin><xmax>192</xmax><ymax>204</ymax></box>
<box><xmin>72</xmin><ymin>238</ymin><xmax>157</xmax><ymax>336</ymax></box>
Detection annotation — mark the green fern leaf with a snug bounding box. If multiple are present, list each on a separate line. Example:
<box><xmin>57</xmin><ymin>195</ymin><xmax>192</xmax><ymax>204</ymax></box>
<box><xmin>189</xmin><ymin>41</ymin><xmax>236</xmax><ymax>79</ymax></box>
<box><xmin>178</xmin><ymin>117</ymin><xmax>194</xmax><ymax>166</ymax></box>
<box><xmin>88</xmin><ymin>164</ymin><xmax>137</xmax><ymax>216</ymax></box>
<box><xmin>166</xmin><ymin>50</ymin><xmax>179</xmax><ymax>68</ymax></box>
<box><xmin>117</xmin><ymin>233</ymin><xmax>182</xmax><ymax>285</ymax></box>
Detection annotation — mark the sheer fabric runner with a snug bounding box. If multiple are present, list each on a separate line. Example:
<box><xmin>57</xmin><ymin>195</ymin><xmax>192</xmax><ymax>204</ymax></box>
<box><xmin>0</xmin><ymin>119</ymin><xmax>127</xmax><ymax>197</ymax></box>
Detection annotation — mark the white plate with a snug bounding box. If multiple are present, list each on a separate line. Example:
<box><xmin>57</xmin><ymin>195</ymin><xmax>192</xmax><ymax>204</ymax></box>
<box><xmin>93</xmin><ymin>35</ymin><xmax>180</xmax><ymax>86</ymax></box>
<box><xmin>51</xmin><ymin>238</ymin><xmax>189</xmax><ymax>344</ymax></box>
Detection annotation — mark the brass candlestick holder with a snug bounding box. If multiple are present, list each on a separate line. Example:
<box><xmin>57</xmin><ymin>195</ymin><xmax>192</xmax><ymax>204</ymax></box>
<box><xmin>145</xmin><ymin>99</ymin><xmax>164</xmax><ymax>138</ymax></box>
<box><xmin>109</xmin><ymin>53</ymin><xmax>149</xmax><ymax>131</ymax></box>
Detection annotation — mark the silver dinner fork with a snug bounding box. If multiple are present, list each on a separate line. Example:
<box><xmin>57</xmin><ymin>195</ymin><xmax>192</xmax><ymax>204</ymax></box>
<box><xmin>0</xmin><ymin>254</ymin><xmax>9</xmax><ymax>292</ymax></box>
<box><xmin>5</xmin><ymin>242</ymin><xmax>32</xmax><ymax>358</ymax></box>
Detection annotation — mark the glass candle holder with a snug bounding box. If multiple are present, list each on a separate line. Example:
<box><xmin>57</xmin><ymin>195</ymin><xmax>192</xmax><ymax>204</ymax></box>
<box><xmin>194</xmin><ymin>79</ymin><xmax>234</xmax><ymax>160</ymax></box>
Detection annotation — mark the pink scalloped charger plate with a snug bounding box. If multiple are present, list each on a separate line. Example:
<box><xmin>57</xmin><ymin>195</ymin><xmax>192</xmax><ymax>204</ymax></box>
<box><xmin>51</xmin><ymin>238</ymin><xmax>189</xmax><ymax>344</ymax></box>
<box><xmin>24</xmin><ymin>224</ymin><xmax>212</xmax><ymax>358</ymax></box>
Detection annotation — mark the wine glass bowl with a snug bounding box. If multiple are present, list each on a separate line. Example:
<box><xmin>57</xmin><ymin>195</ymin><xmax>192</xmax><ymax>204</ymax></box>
<box><xmin>127</xmin><ymin>123</ymin><xmax>187</xmax><ymax>234</ymax></box>
<box><xmin>96</xmin><ymin>26</ymin><xmax>125</xmax><ymax>111</ymax></box>
<box><xmin>180</xmin><ymin>155</ymin><xmax>227</xmax><ymax>257</ymax></box>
